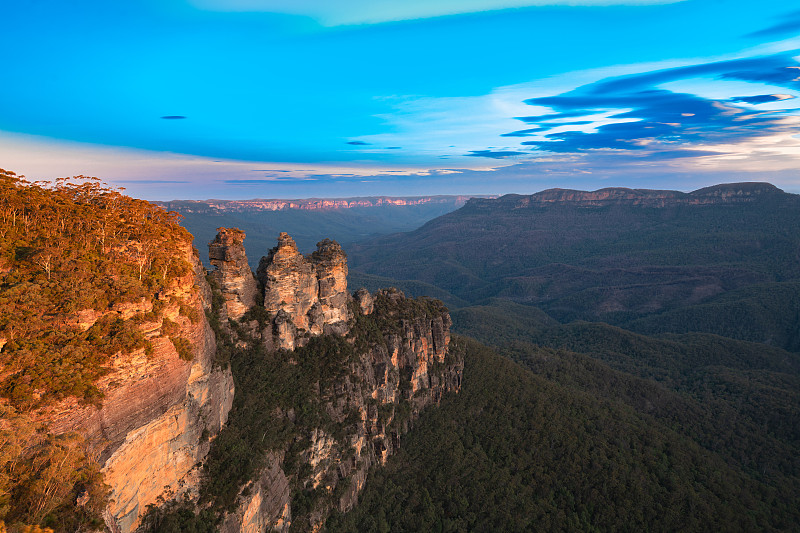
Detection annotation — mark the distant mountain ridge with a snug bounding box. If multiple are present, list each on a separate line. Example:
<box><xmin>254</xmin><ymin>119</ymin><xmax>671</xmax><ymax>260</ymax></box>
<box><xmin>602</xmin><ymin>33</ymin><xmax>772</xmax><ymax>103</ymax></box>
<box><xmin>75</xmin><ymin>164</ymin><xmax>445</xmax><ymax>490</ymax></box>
<box><xmin>348</xmin><ymin>182</ymin><xmax>800</xmax><ymax>350</ymax></box>
<box><xmin>465</xmin><ymin>182</ymin><xmax>781</xmax><ymax>209</ymax></box>
<box><xmin>158</xmin><ymin>194</ymin><xmax>490</xmax><ymax>213</ymax></box>
<box><xmin>162</xmin><ymin>195</ymin><xmax>495</xmax><ymax>266</ymax></box>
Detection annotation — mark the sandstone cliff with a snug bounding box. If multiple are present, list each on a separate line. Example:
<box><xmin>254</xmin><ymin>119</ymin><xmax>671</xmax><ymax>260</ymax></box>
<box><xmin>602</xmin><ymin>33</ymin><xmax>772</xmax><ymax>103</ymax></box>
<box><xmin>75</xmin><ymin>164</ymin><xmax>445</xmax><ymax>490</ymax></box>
<box><xmin>218</xmin><ymin>288</ymin><xmax>462</xmax><ymax>532</ymax></box>
<box><xmin>35</xmin><ymin>244</ymin><xmax>235</xmax><ymax>533</ymax></box>
<box><xmin>157</xmin><ymin>195</ymin><xmax>477</xmax><ymax>213</ymax></box>
<box><xmin>209</xmin><ymin>228</ymin><xmax>259</xmax><ymax>321</ymax></box>
<box><xmin>256</xmin><ymin>233</ymin><xmax>351</xmax><ymax>350</ymax></box>
<box><xmin>19</xmin><ymin>225</ymin><xmax>459</xmax><ymax>533</ymax></box>
<box><xmin>195</xmin><ymin>232</ymin><xmax>462</xmax><ymax>532</ymax></box>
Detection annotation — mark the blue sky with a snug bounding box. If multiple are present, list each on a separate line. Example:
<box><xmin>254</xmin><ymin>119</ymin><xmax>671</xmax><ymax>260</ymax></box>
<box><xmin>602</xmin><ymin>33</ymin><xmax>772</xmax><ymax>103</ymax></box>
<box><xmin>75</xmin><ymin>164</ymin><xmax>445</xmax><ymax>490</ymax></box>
<box><xmin>2</xmin><ymin>0</ymin><xmax>800</xmax><ymax>199</ymax></box>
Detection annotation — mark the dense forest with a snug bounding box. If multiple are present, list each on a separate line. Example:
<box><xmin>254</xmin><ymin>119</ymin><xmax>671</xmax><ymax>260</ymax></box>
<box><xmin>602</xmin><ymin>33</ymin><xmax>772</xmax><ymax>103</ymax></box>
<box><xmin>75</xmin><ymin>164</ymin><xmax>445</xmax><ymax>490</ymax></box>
<box><xmin>329</xmin><ymin>184</ymin><xmax>800</xmax><ymax>531</ymax></box>
<box><xmin>328</xmin><ymin>338</ymin><xmax>800</xmax><ymax>531</ymax></box>
<box><xmin>0</xmin><ymin>168</ymin><xmax>194</xmax><ymax>409</ymax></box>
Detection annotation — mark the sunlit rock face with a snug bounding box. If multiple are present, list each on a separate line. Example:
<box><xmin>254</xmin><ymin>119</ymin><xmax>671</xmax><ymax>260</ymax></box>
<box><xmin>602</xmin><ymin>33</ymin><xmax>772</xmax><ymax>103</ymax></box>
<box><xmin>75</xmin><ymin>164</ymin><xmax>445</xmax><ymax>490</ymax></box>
<box><xmin>311</xmin><ymin>238</ymin><xmax>350</xmax><ymax>336</ymax></box>
<box><xmin>257</xmin><ymin>233</ymin><xmax>352</xmax><ymax>349</ymax></box>
<box><xmin>354</xmin><ymin>288</ymin><xmax>374</xmax><ymax>315</ymax></box>
<box><xmin>220</xmin><ymin>452</ymin><xmax>292</xmax><ymax>533</ymax></box>
<box><xmin>39</xmin><ymin>244</ymin><xmax>235</xmax><ymax>533</ymax></box>
<box><xmin>258</xmin><ymin>232</ymin><xmax>319</xmax><ymax>333</ymax></box>
<box><xmin>208</xmin><ymin>228</ymin><xmax>259</xmax><ymax>321</ymax></box>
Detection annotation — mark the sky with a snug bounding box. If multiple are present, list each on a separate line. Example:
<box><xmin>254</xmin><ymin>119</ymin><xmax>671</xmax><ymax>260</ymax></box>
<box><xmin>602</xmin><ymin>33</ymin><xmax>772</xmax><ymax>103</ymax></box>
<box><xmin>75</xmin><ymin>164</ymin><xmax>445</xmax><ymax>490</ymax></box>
<box><xmin>2</xmin><ymin>0</ymin><xmax>800</xmax><ymax>199</ymax></box>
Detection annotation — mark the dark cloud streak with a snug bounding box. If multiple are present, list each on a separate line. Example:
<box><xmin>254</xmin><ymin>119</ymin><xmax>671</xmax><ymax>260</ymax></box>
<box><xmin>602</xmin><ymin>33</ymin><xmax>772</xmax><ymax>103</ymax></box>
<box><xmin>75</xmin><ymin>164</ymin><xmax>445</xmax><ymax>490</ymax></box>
<box><xmin>466</xmin><ymin>150</ymin><xmax>527</xmax><ymax>159</ymax></box>
<box><xmin>730</xmin><ymin>94</ymin><xmax>795</xmax><ymax>104</ymax></box>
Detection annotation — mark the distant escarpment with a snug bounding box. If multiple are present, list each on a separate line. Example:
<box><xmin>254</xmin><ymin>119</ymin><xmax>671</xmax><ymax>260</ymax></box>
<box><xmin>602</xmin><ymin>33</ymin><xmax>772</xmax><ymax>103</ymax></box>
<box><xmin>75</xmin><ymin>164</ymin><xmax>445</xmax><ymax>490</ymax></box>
<box><xmin>158</xmin><ymin>195</ymin><xmax>476</xmax><ymax>213</ymax></box>
<box><xmin>157</xmin><ymin>195</ymin><xmax>489</xmax><ymax>272</ymax></box>
<box><xmin>349</xmin><ymin>182</ymin><xmax>800</xmax><ymax>347</ymax></box>
<box><xmin>464</xmin><ymin>182</ymin><xmax>783</xmax><ymax>210</ymax></box>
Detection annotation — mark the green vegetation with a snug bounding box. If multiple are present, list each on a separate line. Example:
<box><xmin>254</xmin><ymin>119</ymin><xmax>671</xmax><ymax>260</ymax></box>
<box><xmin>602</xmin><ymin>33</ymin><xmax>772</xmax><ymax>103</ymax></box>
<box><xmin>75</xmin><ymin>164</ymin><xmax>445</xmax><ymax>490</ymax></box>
<box><xmin>625</xmin><ymin>281</ymin><xmax>800</xmax><ymax>350</ymax></box>
<box><xmin>348</xmin><ymin>185</ymin><xmax>800</xmax><ymax>348</ymax></box>
<box><xmin>453</xmin><ymin>302</ymin><xmax>800</xmax><ymax>481</ymax></box>
<box><xmin>5</xmin><ymin>174</ymin><xmax>799</xmax><ymax>532</ymax></box>
<box><xmin>0</xmin><ymin>169</ymin><xmax>198</xmax><ymax>532</ymax></box>
<box><xmin>348</xmin><ymin>271</ymin><xmax>468</xmax><ymax>309</ymax></box>
<box><xmin>328</xmin><ymin>338</ymin><xmax>800</xmax><ymax>531</ymax></box>
<box><xmin>0</xmin><ymin>169</ymin><xmax>193</xmax><ymax>409</ymax></box>
<box><xmin>0</xmin><ymin>406</ymin><xmax>109</xmax><ymax>532</ymax></box>
<box><xmin>140</xmin><ymin>282</ymin><xmax>452</xmax><ymax>531</ymax></box>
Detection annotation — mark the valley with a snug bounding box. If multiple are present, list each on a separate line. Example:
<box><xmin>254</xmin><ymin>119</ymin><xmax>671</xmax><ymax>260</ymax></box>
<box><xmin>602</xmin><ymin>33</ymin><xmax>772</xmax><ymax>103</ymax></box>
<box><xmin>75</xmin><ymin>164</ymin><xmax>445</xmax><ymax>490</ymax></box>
<box><xmin>1</xmin><ymin>173</ymin><xmax>798</xmax><ymax>531</ymax></box>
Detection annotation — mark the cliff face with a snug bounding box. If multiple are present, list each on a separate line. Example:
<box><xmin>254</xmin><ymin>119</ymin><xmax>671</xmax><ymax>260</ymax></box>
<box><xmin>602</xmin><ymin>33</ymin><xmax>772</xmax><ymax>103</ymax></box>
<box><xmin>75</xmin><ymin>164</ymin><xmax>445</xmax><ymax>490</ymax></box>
<box><xmin>221</xmin><ymin>288</ymin><xmax>462</xmax><ymax>532</ymax></box>
<box><xmin>158</xmin><ymin>195</ymin><xmax>479</xmax><ymax>213</ymax></box>
<box><xmin>37</xmin><ymin>244</ymin><xmax>235</xmax><ymax>533</ymax></box>
<box><xmin>30</xmin><ymin>227</ymin><xmax>459</xmax><ymax>533</ymax></box>
<box><xmin>199</xmin><ymin>231</ymin><xmax>462</xmax><ymax>532</ymax></box>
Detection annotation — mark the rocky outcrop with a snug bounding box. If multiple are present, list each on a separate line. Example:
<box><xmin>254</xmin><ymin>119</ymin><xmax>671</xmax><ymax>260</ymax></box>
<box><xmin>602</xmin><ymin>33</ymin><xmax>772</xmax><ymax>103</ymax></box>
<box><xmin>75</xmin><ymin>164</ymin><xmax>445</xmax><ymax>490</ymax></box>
<box><xmin>354</xmin><ymin>288</ymin><xmax>373</xmax><ymax>315</ymax></box>
<box><xmin>37</xmin><ymin>244</ymin><xmax>235</xmax><ymax>533</ymax></box>
<box><xmin>222</xmin><ymin>288</ymin><xmax>463</xmax><ymax>532</ymax></box>
<box><xmin>257</xmin><ymin>233</ymin><xmax>351</xmax><ymax>350</ymax></box>
<box><xmin>220</xmin><ymin>453</ymin><xmax>292</xmax><ymax>533</ymax></box>
<box><xmin>209</xmin><ymin>228</ymin><xmax>259</xmax><ymax>321</ymax></box>
<box><xmin>311</xmin><ymin>239</ymin><xmax>350</xmax><ymax>332</ymax></box>
<box><xmin>37</xmin><ymin>229</ymin><xmax>458</xmax><ymax>533</ymax></box>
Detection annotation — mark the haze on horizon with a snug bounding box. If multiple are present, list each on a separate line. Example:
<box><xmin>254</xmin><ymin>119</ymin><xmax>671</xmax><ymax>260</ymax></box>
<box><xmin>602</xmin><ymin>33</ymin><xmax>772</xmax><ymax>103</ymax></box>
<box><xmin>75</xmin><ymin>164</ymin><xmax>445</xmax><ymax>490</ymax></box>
<box><xmin>2</xmin><ymin>0</ymin><xmax>800</xmax><ymax>200</ymax></box>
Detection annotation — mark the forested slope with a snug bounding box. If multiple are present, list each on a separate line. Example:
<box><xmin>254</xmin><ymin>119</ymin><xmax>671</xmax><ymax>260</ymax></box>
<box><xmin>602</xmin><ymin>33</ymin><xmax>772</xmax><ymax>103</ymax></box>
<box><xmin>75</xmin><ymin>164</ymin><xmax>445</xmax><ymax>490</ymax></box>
<box><xmin>328</xmin><ymin>338</ymin><xmax>800</xmax><ymax>531</ymax></box>
<box><xmin>349</xmin><ymin>183</ymin><xmax>800</xmax><ymax>350</ymax></box>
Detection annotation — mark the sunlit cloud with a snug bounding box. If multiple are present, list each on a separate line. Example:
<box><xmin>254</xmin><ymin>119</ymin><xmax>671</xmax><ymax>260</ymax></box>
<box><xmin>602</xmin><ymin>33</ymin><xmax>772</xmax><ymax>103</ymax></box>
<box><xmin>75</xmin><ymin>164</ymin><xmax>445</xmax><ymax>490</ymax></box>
<box><xmin>0</xmin><ymin>131</ymin><xmax>485</xmax><ymax>199</ymax></box>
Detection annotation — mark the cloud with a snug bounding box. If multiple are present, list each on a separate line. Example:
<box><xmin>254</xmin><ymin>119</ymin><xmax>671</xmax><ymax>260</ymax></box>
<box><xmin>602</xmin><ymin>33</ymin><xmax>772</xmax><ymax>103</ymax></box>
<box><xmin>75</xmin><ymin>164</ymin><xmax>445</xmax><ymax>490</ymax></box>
<box><xmin>346</xmin><ymin>140</ymin><xmax>371</xmax><ymax>145</ymax></box>
<box><xmin>116</xmin><ymin>180</ymin><xmax>190</xmax><ymax>184</ymax></box>
<box><xmin>161</xmin><ymin>115</ymin><xmax>187</xmax><ymax>119</ymax></box>
<box><xmin>515</xmin><ymin>111</ymin><xmax>593</xmax><ymax>123</ymax></box>
<box><xmin>746</xmin><ymin>9</ymin><xmax>800</xmax><ymax>38</ymax></box>
<box><xmin>730</xmin><ymin>94</ymin><xmax>795</xmax><ymax>104</ymax></box>
<box><xmin>633</xmin><ymin>149</ymin><xmax>723</xmax><ymax>159</ymax></box>
<box><xmin>501</xmin><ymin>127</ymin><xmax>544</xmax><ymax>137</ymax></box>
<box><xmin>188</xmin><ymin>0</ymin><xmax>685</xmax><ymax>26</ymax></box>
<box><xmin>466</xmin><ymin>149</ymin><xmax>528</xmax><ymax>158</ymax></box>
<box><xmin>511</xmin><ymin>53</ymin><xmax>800</xmax><ymax>159</ymax></box>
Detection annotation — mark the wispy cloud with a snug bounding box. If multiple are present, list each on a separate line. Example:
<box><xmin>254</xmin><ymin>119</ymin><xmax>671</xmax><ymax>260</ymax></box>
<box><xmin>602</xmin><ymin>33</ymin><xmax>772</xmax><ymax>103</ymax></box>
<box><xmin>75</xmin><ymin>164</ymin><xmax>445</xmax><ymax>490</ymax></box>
<box><xmin>746</xmin><ymin>9</ymin><xmax>800</xmax><ymax>38</ymax></box>
<box><xmin>466</xmin><ymin>149</ymin><xmax>528</xmax><ymax>158</ymax></box>
<box><xmin>188</xmin><ymin>0</ymin><xmax>685</xmax><ymax>26</ymax></box>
